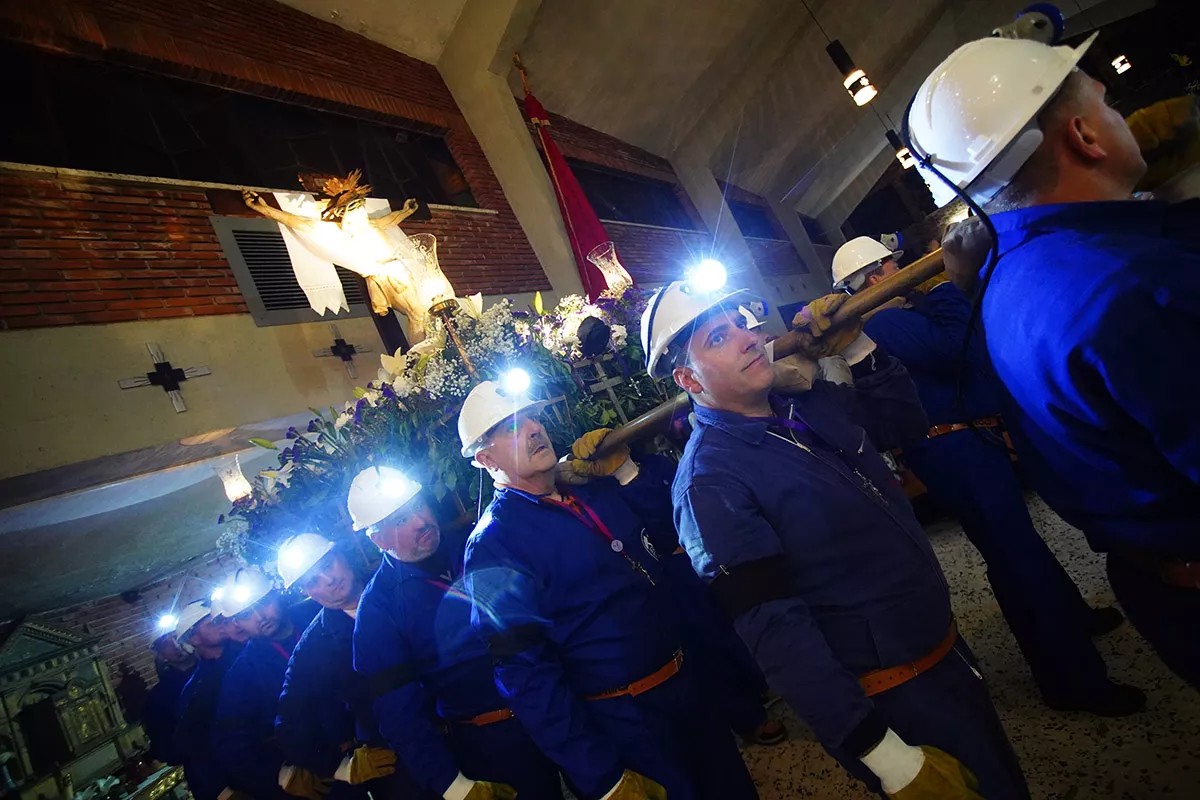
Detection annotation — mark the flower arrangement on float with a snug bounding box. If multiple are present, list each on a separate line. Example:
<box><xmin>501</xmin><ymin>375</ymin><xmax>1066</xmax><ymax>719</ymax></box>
<box><xmin>219</xmin><ymin>277</ymin><xmax>668</xmax><ymax>565</ymax></box>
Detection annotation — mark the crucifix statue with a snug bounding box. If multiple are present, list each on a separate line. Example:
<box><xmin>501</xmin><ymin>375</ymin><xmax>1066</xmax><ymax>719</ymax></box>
<box><xmin>242</xmin><ymin>170</ymin><xmax>458</xmax><ymax>345</ymax></box>
<box><xmin>118</xmin><ymin>342</ymin><xmax>211</xmax><ymax>412</ymax></box>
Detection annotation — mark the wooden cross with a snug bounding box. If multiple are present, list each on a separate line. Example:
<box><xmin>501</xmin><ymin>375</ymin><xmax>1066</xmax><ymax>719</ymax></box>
<box><xmin>572</xmin><ymin>354</ymin><xmax>630</xmax><ymax>424</ymax></box>
<box><xmin>118</xmin><ymin>343</ymin><xmax>211</xmax><ymax>413</ymax></box>
<box><xmin>312</xmin><ymin>324</ymin><xmax>372</xmax><ymax>379</ymax></box>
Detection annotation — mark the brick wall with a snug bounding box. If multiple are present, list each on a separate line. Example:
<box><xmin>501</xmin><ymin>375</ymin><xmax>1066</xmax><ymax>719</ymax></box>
<box><xmin>0</xmin><ymin>174</ymin><xmax>247</xmax><ymax>328</ymax></box>
<box><xmin>605</xmin><ymin>222</ymin><xmax>711</xmax><ymax>285</ymax></box>
<box><xmin>30</xmin><ymin>555</ymin><xmax>237</xmax><ymax>693</ymax></box>
<box><xmin>0</xmin><ymin>0</ymin><xmax>547</xmax><ymax>329</ymax></box>
<box><xmin>746</xmin><ymin>237</ymin><xmax>807</xmax><ymax>277</ymax></box>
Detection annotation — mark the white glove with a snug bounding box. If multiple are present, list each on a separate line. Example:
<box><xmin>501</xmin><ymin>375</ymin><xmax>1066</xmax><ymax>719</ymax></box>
<box><xmin>860</xmin><ymin>728</ymin><xmax>926</xmax><ymax>794</ymax></box>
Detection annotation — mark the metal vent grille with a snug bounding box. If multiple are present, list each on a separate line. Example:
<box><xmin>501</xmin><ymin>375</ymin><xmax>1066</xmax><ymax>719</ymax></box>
<box><xmin>230</xmin><ymin>229</ymin><xmax>365</xmax><ymax>311</ymax></box>
<box><xmin>209</xmin><ymin>215</ymin><xmax>370</xmax><ymax>327</ymax></box>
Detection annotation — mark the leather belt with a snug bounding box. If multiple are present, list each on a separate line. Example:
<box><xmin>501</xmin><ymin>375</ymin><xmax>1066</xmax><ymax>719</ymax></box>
<box><xmin>587</xmin><ymin>650</ymin><xmax>684</xmax><ymax>700</ymax></box>
<box><xmin>926</xmin><ymin>416</ymin><xmax>1002</xmax><ymax>439</ymax></box>
<box><xmin>858</xmin><ymin>621</ymin><xmax>958</xmax><ymax>697</ymax></box>
<box><xmin>1119</xmin><ymin>551</ymin><xmax>1200</xmax><ymax>590</ymax></box>
<box><xmin>452</xmin><ymin>708</ymin><xmax>515</xmax><ymax>726</ymax></box>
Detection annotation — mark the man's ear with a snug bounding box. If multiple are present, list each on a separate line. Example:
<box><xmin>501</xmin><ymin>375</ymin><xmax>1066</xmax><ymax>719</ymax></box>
<box><xmin>673</xmin><ymin>364</ymin><xmax>703</xmax><ymax>394</ymax></box>
<box><xmin>474</xmin><ymin>450</ymin><xmax>497</xmax><ymax>471</ymax></box>
<box><xmin>1065</xmin><ymin>114</ymin><xmax>1107</xmax><ymax>162</ymax></box>
<box><xmin>866</xmin><ymin>272</ymin><xmax>884</xmax><ymax>287</ymax></box>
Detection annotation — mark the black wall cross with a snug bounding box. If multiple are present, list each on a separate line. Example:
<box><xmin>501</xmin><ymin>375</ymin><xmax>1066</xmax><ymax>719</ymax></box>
<box><xmin>118</xmin><ymin>342</ymin><xmax>211</xmax><ymax>413</ymax></box>
<box><xmin>312</xmin><ymin>324</ymin><xmax>372</xmax><ymax>379</ymax></box>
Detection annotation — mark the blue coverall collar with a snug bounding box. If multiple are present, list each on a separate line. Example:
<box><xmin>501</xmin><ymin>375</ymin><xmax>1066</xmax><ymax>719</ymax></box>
<box><xmin>492</xmin><ymin>484</ymin><xmax>559</xmax><ymax>505</ymax></box>
<box><xmin>986</xmin><ymin>200</ymin><xmax>1176</xmax><ymax>264</ymax></box>
<box><xmin>990</xmin><ymin>199</ymin><xmax>1170</xmax><ymax>235</ymax></box>
<box><xmin>690</xmin><ymin>401</ymin><xmax>779</xmax><ymax>445</ymax></box>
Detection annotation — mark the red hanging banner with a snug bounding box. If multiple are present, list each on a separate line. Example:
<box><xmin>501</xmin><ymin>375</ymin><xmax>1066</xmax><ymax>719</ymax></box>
<box><xmin>517</xmin><ymin>56</ymin><xmax>618</xmax><ymax>301</ymax></box>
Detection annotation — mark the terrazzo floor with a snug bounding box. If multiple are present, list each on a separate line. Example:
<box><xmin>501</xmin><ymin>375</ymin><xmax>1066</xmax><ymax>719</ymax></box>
<box><xmin>739</xmin><ymin>494</ymin><xmax>1200</xmax><ymax>799</ymax></box>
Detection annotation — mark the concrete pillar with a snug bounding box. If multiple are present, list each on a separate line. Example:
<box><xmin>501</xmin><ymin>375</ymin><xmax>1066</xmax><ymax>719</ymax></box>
<box><xmin>768</xmin><ymin>197</ymin><xmax>832</xmax><ymax>293</ymax></box>
<box><xmin>437</xmin><ymin>0</ymin><xmax>584</xmax><ymax>298</ymax></box>
<box><xmin>670</xmin><ymin>153</ymin><xmax>786</xmax><ymax>333</ymax></box>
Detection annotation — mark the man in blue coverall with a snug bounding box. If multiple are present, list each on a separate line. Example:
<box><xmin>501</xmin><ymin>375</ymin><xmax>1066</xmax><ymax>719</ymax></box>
<box><xmin>907</xmin><ymin>34</ymin><xmax>1200</xmax><ymax>686</ymax></box>
<box><xmin>349</xmin><ymin>465</ymin><xmax>562</xmax><ymax>800</ymax></box>
<box><xmin>145</xmin><ymin>630</ymin><xmax>196</xmax><ymax>765</ymax></box>
<box><xmin>643</xmin><ymin>276</ymin><xmax>1028</xmax><ymax>799</ymax></box>
<box><xmin>174</xmin><ymin>600</ymin><xmax>241</xmax><ymax>800</ymax></box>
<box><xmin>213</xmin><ymin>569</ymin><xmax>322</xmax><ymax>800</ymax></box>
<box><xmin>275</xmin><ymin>533</ymin><xmax>429</xmax><ymax>800</ymax></box>
<box><xmin>458</xmin><ymin>379</ymin><xmax>758</xmax><ymax>800</ymax></box>
<box><xmin>852</xmin><ymin>245</ymin><xmax>1144</xmax><ymax>716</ymax></box>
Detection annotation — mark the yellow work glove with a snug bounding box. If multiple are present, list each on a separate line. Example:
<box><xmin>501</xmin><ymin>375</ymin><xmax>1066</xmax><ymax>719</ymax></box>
<box><xmin>940</xmin><ymin>217</ymin><xmax>990</xmax><ymax>296</ymax></box>
<box><xmin>889</xmin><ymin>747</ymin><xmax>982</xmax><ymax>800</ymax></box>
<box><xmin>770</xmin><ymin>352</ymin><xmax>816</xmax><ymax>396</ymax></box>
<box><xmin>463</xmin><ymin>781</ymin><xmax>518</xmax><ymax>800</ymax></box>
<box><xmin>606</xmin><ymin>770</ymin><xmax>668</xmax><ymax>800</ymax></box>
<box><xmin>790</xmin><ymin>294</ymin><xmax>864</xmax><ymax>360</ymax></box>
<box><xmin>567</xmin><ymin>428</ymin><xmax>631</xmax><ymax>478</ymax></box>
<box><xmin>281</xmin><ymin>767</ymin><xmax>332</xmax><ymax>800</ymax></box>
<box><xmin>345</xmin><ymin>745</ymin><xmax>397</xmax><ymax>784</ymax></box>
<box><xmin>1126</xmin><ymin>96</ymin><xmax>1200</xmax><ymax>191</ymax></box>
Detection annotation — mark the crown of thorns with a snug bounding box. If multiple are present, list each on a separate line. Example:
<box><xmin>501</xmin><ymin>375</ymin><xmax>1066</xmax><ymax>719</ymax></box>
<box><xmin>298</xmin><ymin>170</ymin><xmax>372</xmax><ymax>221</ymax></box>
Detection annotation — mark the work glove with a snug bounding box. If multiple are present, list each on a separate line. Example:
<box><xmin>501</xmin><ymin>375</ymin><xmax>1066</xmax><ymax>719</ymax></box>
<box><xmin>769</xmin><ymin>347</ymin><xmax>816</xmax><ymax>395</ymax></box>
<box><xmin>344</xmin><ymin>745</ymin><xmax>396</xmax><ymax>784</ymax></box>
<box><xmin>602</xmin><ymin>770</ymin><xmax>668</xmax><ymax>800</ymax></box>
<box><xmin>891</xmin><ymin>748</ymin><xmax>982</xmax><ymax>800</ymax></box>
<box><xmin>940</xmin><ymin>217</ymin><xmax>990</xmax><ymax>296</ymax></box>
<box><xmin>462</xmin><ymin>781</ymin><xmax>518</xmax><ymax>800</ymax></box>
<box><xmin>279</xmin><ymin>766</ymin><xmax>332</xmax><ymax>800</ymax></box>
<box><xmin>861</xmin><ymin>729</ymin><xmax>981</xmax><ymax>800</ymax></box>
<box><xmin>566</xmin><ymin>428</ymin><xmax>637</xmax><ymax>483</ymax></box>
<box><xmin>1126</xmin><ymin>95</ymin><xmax>1200</xmax><ymax>191</ymax></box>
<box><xmin>790</xmin><ymin>294</ymin><xmax>864</xmax><ymax>360</ymax></box>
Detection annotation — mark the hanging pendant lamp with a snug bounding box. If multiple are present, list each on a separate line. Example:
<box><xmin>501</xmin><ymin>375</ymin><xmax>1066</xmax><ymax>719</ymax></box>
<box><xmin>826</xmin><ymin>40</ymin><xmax>878</xmax><ymax>106</ymax></box>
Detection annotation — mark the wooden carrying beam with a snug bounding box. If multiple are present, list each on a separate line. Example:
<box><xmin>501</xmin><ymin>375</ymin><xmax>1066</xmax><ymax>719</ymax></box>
<box><xmin>594</xmin><ymin>249</ymin><xmax>946</xmax><ymax>456</ymax></box>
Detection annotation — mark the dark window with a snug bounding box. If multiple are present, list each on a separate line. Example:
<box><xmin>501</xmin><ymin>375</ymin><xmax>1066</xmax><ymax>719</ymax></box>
<box><xmin>847</xmin><ymin>167</ymin><xmax>934</xmax><ymax>238</ymax></box>
<box><xmin>800</xmin><ymin>215</ymin><xmax>831</xmax><ymax>247</ymax></box>
<box><xmin>566</xmin><ymin>159</ymin><xmax>698</xmax><ymax>230</ymax></box>
<box><xmin>727</xmin><ymin>200</ymin><xmax>780</xmax><ymax>239</ymax></box>
<box><xmin>0</xmin><ymin>42</ymin><xmax>475</xmax><ymax>206</ymax></box>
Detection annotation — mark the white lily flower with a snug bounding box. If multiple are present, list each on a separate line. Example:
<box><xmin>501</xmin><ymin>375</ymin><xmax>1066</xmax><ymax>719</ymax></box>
<box><xmin>379</xmin><ymin>347</ymin><xmax>406</xmax><ymax>377</ymax></box>
<box><xmin>460</xmin><ymin>293</ymin><xmax>484</xmax><ymax>319</ymax></box>
<box><xmin>409</xmin><ymin>330</ymin><xmax>445</xmax><ymax>358</ymax></box>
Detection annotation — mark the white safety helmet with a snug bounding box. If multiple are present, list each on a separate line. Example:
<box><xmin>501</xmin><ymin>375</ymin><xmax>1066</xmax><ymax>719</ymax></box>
<box><xmin>174</xmin><ymin>599</ymin><xmax>212</xmax><ymax>641</ymax></box>
<box><xmin>640</xmin><ymin>283</ymin><xmax>750</xmax><ymax>379</ymax></box>
<box><xmin>218</xmin><ymin>568</ymin><xmax>274</xmax><ymax>617</ymax></box>
<box><xmin>457</xmin><ymin>381</ymin><xmax>551</xmax><ymax>464</ymax></box>
<box><xmin>347</xmin><ymin>466</ymin><xmax>423</xmax><ymax>531</ymax></box>
<box><xmin>907</xmin><ymin>33</ymin><xmax>1095</xmax><ymax>207</ymax></box>
<box><xmin>277</xmin><ymin>533</ymin><xmax>335</xmax><ymax>589</ymax></box>
<box><xmin>832</xmin><ymin>237</ymin><xmax>903</xmax><ymax>292</ymax></box>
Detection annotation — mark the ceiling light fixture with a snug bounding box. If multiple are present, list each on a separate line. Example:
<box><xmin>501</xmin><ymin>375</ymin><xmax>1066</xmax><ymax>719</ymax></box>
<box><xmin>886</xmin><ymin>130</ymin><xmax>917</xmax><ymax>169</ymax></box>
<box><xmin>827</xmin><ymin>40</ymin><xmax>878</xmax><ymax>106</ymax></box>
<box><xmin>1111</xmin><ymin>54</ymin><xmax>1131</xmax><ymax>74</ymax></box>
<box><xmin>800</xmin><ymin>0</ymin><xmax>877</xmax><ymax>107</ymax></box>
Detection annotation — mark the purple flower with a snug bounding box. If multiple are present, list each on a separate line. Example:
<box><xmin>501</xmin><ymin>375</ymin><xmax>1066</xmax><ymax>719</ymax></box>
<box><xmin>380</xmin><ymin>383</ymin><xmax>397</xmax><ymax>400</ymax></box>
<box><xmin>217</xmin><ymin>514</ymin><xmax>225</xmax><ymax>525</ymax></box>
<box><xmin>307</xmin><ymin>419</ymin><xmax>319</xmax><ymax>433</ymax></box>
<box><xmin>286</xmin><ymin>427</ymin><xmax>298</xmax><ymax>439</ymax></box>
